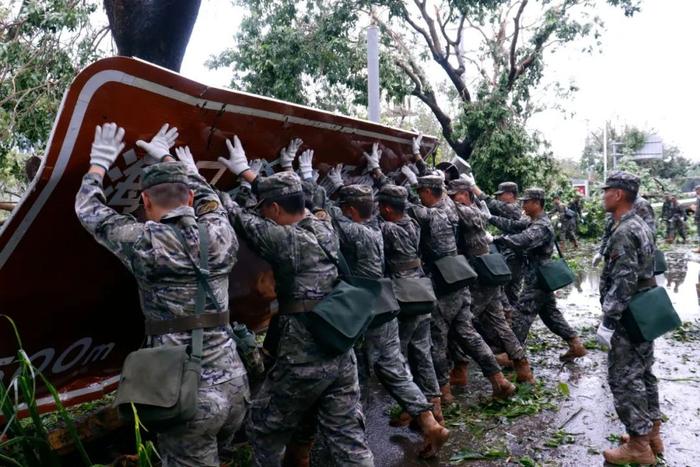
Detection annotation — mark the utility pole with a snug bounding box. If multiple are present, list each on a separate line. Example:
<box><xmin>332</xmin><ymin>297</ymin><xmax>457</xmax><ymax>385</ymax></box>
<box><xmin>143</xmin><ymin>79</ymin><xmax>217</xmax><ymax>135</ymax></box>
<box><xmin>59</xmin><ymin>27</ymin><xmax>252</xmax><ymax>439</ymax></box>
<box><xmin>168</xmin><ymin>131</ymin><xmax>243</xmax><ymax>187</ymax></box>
<box><xmin>603</xmin><ymin>121</ymin><xmax>608</xmax><ymax>182</ymax></box>
<box><xmin>367</xmin><ymin>24</ymin><xmax>380</xmax><ymax>122</ymax></box>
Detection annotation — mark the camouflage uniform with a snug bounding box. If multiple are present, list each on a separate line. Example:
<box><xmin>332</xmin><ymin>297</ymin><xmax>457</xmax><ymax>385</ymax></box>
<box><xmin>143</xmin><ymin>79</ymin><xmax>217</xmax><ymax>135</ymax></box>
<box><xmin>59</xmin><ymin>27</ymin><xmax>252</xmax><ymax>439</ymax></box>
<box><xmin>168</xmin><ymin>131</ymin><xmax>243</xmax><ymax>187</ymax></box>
<box><xmin>661</xmin><ymin>197</ymin><xmax>673</xmax><ymax>239</ymax></box>
<box><xmin>490</xmin><ymin>189</ymin><xmax>578</xmax><ymax>344</ymax></box>
<box><xmin>223</xmin><ymin>172</ymin><xmax>373</xmax><ymax>467</ymax></box>
<box><xmin>75</xmin><ymin>162</ymin><xmax>249</xmax><ymax>466</ymax></box>
<box><xmin>695</xmin><ymin>191</ymin><xmax>700</xmax><ymax>242</ymax></box>
<box><xmin>550</xmin><ymin>202</ymin><xmax>577</xmax><ymax>242</ymax></box>
<box><xmin>326</xmin><ymin>185</ymin><xmax>433</xmax><ymax>418</ymax></box>
<box><xmin>600</xmin><ymin>172</ymin><xmax>660</xmax><ymax>436</ymax></box>
<box><xmin>411</xmin><ymin>176</ymin><xmax>501</xmax><ymax>387</ymax></box>
<box><xmin>448</xmin><ymin>180</ymin><xmax>525</xmax><ymax>362</ymax></box>
<box><xmin>478</xmin><ymin>182</ymin><xmax>524</xmax><ymax>312</ymax></box>
<box><xmin>599</xmin><ymin>195</ymin><xmax>657</xmax><ymax>255</ymax></box>
<box><xmin>668</xmin><ymin>202</ymin><xmax>687</xmax><ymax>242</ymax></box>
<box><xmin>377</xmin><ymin>184</ymin><xmax>441</xmax><ymax>400</ymax></box>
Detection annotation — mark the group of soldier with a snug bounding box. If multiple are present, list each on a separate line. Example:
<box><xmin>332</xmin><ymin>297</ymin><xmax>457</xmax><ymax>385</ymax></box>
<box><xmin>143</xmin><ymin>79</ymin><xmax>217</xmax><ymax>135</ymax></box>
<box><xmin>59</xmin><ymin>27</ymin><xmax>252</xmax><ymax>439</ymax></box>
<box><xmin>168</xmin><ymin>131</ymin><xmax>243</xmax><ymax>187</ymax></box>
<box><xmin>660</xmin><ymin>190</ymin><xmax>700</xmax><ymax>246</ymax></box>
<box><xmin>75</xmin><ymin>122</ymin><xmax>664</xmax><ymax>466</ymax></box>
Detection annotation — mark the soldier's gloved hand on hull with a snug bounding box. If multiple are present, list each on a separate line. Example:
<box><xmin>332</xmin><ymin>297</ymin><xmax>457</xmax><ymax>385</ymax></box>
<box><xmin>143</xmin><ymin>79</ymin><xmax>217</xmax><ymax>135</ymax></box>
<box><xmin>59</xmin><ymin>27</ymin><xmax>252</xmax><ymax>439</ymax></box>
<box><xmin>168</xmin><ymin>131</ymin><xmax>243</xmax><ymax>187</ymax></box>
<box><xmin>174</xmin><ymin>146</ymin><xmax>198</xmax><ymax>175</ymax></box>
<box><xmin>401</xmin><ymin>165</ymin><xmax>418</xmax><ymax>186</ymax></box>
<box><xmin>136</xmin><ymin>123</ymin><xmax>179</xmax><ymax>164</ymax></box>
<box><xmin>279</xmin><ymin>138</ymin><xmax>303</xmax><ymax>169</ymax></box>
<box><xmin>240</xmin><ymin>159</ymin><xmax>264</xmax><ymax>188</ymax></box>
<box><xmin>460</xmin><ymin>172</ymin><xmax>476</xmax><ymax>185</ymax></box>
<box><xmin>298</xmin><ymin>149</ymin><xmax>314</xmax><ymax>180</ymax></box>
<box><xmin>90</xmin><ymin>122</ymin><xmax>125</xmax><ymax>171</ymax></box>
<box><xmin>363</xmin><ymin>142</ymin><xmax>382</xmax><ymax>172</ymax></box>
<box><xmin>478</xmin><ymin>199</ymin><xmax>492</xmax><ymax>220</ymax></box>
<box><xmin>592</xmin><ymin>252</ymin><xmax>603</xmax><ymax>267</ymax></box>
<box><xmin>327</xmin><ymin>164</ymin><xmax>345</xmax><ymax>192</ymax></box>
<box><xmin>412</xmin><ymin>133</ymin><xmax>423</xmax><ymax>158</ymax></box>
<box><xmin>218</xmin><ymin>135</ymin><xmax>251</xmax><ymax>176</ymax></box>
<box><xmin>596</xmin><ymin>322</ymin><xmax>614</xmax><ymax>348</ymax></box>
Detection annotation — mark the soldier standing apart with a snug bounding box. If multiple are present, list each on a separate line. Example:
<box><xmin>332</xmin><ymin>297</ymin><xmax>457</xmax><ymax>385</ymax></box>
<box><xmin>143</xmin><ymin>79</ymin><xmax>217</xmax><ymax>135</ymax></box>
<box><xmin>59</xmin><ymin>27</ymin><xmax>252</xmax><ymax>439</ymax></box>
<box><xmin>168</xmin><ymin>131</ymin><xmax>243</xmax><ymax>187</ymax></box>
<box><xmin>550</xmin><ymin>195</ymin><xmax>579</xmax><ymax>250</ymax></box>
<box><xmin>695</xmin><ymin>186</ymin><xmax>700</xmax><ymax>253</ymax></box>
<box><xmin>217</xmin><ymin>136</ymin><xmax>374</xmax><ymax>467</ymax></box>
<box><xmin>487</xmin><ymin>188</ymin><xmax>587</xmax><ymax>361</ymax></box>
<box><xmin>661</xmin><ymin>193</ymin><xmax>673</xmax><ymax>241</ymax></box>
<box><xmin>446</xmin><ymin>179</ymin><xmax>536</xmax><ymax>385</ymax></box>
<box><xmin>76</xmin><ymin>123</ymin><xmax>249</xmax><ymax>466</ymax></box>
<box><xmin>667</xmin><ymin>196</ymin><xmax>687</xmax><ymax>244</ymax></box>
<box><xmin>595</xmin><ymin>172</ymin><xmax>662</xmax><ymax>465</ymax></box>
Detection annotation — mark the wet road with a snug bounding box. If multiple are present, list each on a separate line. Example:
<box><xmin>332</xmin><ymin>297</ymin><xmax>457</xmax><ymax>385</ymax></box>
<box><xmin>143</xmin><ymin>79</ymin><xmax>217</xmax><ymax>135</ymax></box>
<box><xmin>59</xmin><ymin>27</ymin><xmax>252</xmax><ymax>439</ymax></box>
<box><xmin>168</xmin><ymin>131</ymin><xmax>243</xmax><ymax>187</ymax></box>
<box><xmin>314</xmin><ymin>244</ymin><xmax>700</xmax><ymax>466</ymax></box>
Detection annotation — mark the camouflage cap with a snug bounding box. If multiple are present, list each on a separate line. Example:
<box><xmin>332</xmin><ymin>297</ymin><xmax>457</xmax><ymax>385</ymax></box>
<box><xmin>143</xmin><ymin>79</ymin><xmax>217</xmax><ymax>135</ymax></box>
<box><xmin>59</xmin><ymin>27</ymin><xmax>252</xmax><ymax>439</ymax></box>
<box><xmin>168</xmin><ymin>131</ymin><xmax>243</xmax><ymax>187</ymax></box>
<box><xmin>337</xmin><ymin>184</ymin><xmax>373</xmax><ymax>204</ymax></box>
<box><xmin>377</xmin><ymin>184</ymin><xmax>408</xmax><ymax>204</ymax></box>
<box><xmin>518</xmin><ymin>187</ymin><xmax>546</xmax><ymax>201</ymax></box>
<box><xmin>141</xmin><ymin>161</ymin><xmax>189</xmax><ymax>190</ymax></box>
<box><xmin>694</xmin><ymin>185</ymin><xmax>700</xmax><ymax>191</ymax></box>
<box><xmin>602</xmin><ymin>171</ymin><xmax>640</xmax><ymax>195</ymax></box>
<box><xmin>417</xmin><ymin>175</ymin><xmax>444</xmax><ymax>190</ymax></box>
<box><xmin>256</xmin><ymin>171</ymin><xmax>303</xmax><ymax>201</ymax></box>
<box><xmin>494</xmin><ymin>181</ymin><xmax>518</xmax><ymax>195</ymax></box>
<box><xmin>447</xmin><ymin>178</ymin><xmax>473</xmax><ymax>195</ymax></box>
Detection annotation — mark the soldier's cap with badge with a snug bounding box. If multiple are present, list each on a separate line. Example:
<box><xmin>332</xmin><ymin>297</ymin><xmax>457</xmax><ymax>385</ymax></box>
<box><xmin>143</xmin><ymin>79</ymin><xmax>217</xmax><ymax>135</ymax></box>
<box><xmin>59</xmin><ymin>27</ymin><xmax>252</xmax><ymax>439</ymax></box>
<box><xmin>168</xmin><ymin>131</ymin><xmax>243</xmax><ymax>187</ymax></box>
<box><xmin>141</xmin><ymin>161</ymin><xmax>189</xmax><ymax>190</ymax></box>
<box><xmin>494</xmin><ymin>181</ymin><xmax>518</xmax><ymax>195</ymax></box>
<box><xmin>602</xmin><ymin>171</ymin><xmax>640</xmax><ymax>195</ymax></box>
<box><xmin>417</xmin><ymin>175</ymin><xmax>444</xmax><ymax>190</ymax></box>
<box><xmin>447</xmin><ymin>178</ymin><xmax>473</xmax><ymax>195</ymax></box>
<box><xmin>518</xmin><ymin>187</ymin><xmax>546</xmax><ymax>201</ymax></box>
<box><xmin>255</xmin><ymin>171</ymin><xmax>303</xmax><ymax>202</ymax></box>
<box><xmin>377</xmin><ymin>184</ymin><xmax>408</xmax><ymax>204</ymax></box>
<box><xmin>337</xmin><ymin>184</ymin><xmax>373</xmax><ymax>204</ymax></box>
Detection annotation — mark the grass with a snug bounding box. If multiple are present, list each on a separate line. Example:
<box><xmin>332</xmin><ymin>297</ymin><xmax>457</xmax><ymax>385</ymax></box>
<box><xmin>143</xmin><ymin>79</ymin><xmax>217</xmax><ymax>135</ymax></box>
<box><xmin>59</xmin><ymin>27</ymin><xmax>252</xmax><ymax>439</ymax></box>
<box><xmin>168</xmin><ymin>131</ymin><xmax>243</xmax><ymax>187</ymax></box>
<box><xmin>671</xmin><ymin>320</ymin><xmax>700</xmax><ymax>343</ymax></box>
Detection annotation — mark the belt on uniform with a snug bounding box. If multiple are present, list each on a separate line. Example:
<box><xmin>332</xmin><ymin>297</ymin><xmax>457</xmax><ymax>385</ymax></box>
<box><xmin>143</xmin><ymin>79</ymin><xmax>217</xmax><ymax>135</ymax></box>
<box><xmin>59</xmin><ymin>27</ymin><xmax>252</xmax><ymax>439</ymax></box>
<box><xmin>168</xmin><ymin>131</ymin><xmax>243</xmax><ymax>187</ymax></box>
<box><xmin>144</xmin><ymin>310</ymin><xmax>230</xmax><ymax>335</ymax></box>
<box><xmin>636</xmin><ymin>277</ymin><xmax>657</xmax><ymax>291</ymax></box>
<box><xmin>389</xmin><ymin>258</ymin><xmax>422</xmax><ymax>273</ymax></box>
<box><xmin>278</xmin><ymin>299</ymin><xmax>322</xmax><ymax>315</ymax></box>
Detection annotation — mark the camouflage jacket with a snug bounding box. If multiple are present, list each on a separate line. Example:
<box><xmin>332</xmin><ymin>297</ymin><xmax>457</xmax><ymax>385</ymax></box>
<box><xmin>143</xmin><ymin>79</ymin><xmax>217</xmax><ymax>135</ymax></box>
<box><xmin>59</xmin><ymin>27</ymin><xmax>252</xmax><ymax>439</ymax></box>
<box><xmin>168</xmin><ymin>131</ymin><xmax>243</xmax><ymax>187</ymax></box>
<box><xmin>479</xmin><ymin>195</ymin><xmax>522</xmax><ymax>220</ymax></box>
<box><xmin>378</xmin><ymin>215</ymin><xmax>425</xmax><ymax>279</ymax></box>
<box><xmin>661</xmin><ymin>200</ymin><xmax>673</xmax><ymax>220</ymax></box>
<box><xmin>407</xmin><ymin>199</ymin><xmax>459</xmax><ymax>267</ymax></box>
<box><xmin>75</xmin><ymin>172</ymin><xmax>245</xmax><ymax>386</ymax></box>
<box><xmin>696</xmin><ymin>197</ymin><xmax>700</xmax><ymax>222</ymax></box>
<box><xmin>490</xmin><ymin>212</ymin><xmax>555</xmax><ymax>288</ymax></box>
<box><xmin>454</xmin><ymin>202</ymin><xmax>489</xmax><ymax>257</ymax></box>
<box><xmin>599</xmin><ymin>211</ymin><xmax>655</xmax><ymax>325</ymax></box>
<box><xmin>599</xmin><ymin>195</ymin><xmax>656</xmax><ymax>253</ymax></box>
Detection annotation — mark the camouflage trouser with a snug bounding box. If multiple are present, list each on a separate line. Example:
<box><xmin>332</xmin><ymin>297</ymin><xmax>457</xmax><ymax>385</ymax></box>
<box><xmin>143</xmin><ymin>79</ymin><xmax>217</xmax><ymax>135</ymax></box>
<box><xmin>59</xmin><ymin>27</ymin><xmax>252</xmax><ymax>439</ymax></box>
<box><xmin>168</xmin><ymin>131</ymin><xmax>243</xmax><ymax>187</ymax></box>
<box><xmin>513</xmin><ymin>285</ymin><xmax>577</xmax><ymax>344</ymax></box>
<box><xmin>668</xmin><ymin>218</ymin><xmax>687</xmax><ymax>241</ymax></box>
<box><xmin>247</xmin><ymin>349</ymin><xmax>373</xmax><ymax>466</ymax></box>
<box><xmin>470</xmin><ymin>285</ymin><xmax>525</xmax><ymax>361</ymax></box>
<box><xmin>608</xmin><ymin>327</ymin><xmax>661</xmax><ymax>436</ymax></box>
<box><xmin>560</xmin><ymin>219</ymin><xmax>577</xmax><ymax>242</ymax></box>
<box><xmin>431</xmin><ymin>288</ymin><xmax>500</xmax><ymax>387</ymax></box>
<box><xmin>398</xmin><ymin>313</ymin><xmax>441</xmax><ymax>399</ymax></box>
<box><xmin>158</xmin><ymin>376</ymin><xmax>250</xmax><ymax>467</ymax></box>
<box><xmin>357</xmin><ymin>318</ymin><xmax>434</xmax><ymax>417</ymax></box>
<box><xmin>503</xmin><ymin>252</ymin><xmax>523</xmax><ymax>311</ymax></box>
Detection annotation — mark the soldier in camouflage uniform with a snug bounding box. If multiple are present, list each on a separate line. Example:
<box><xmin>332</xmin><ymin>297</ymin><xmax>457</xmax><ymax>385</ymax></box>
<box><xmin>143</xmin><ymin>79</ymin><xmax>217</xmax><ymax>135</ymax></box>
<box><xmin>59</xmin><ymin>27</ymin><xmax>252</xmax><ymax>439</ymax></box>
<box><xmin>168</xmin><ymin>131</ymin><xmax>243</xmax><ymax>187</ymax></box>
<box><xmin>595</xmin><ymin>171</ymin><xmax>662</xmax><ymax>465</ymax></box>
<box><xmin>667</xmin><ymin>196</ymin><xmax>687</xmax><ymax>243</ymax></box>
<box><xmin>447</xmin><ymin>179</ymin><xmax>535</xmax><ymax>384</ymax></box>
<box><xmin>76</xmin><ymin>123</ymin><xmax>249</xmax><ymax>466</ymax></box>
<box><xmin>488</xmin><ymin>188</ymin><xmax>587</xmax><ymax>362</ymax></box>
<box><xmin>550</xmin><ymin>195</ymin><xmax>579</xmax><ymax>250</ymax></box>
<box><xmin>217</xmin><ymin>136</ymin><xmax>373</xmax><ymax>467</ymax></box>
<box><xmin>695</xmin><ymin>186</ymin><xmax>700</xmax><ymax>253</ymax></box>
<box><xmin>661</xmin><ymin>193</ymin><xmax>673</xmax><ymax>240</ymax></box>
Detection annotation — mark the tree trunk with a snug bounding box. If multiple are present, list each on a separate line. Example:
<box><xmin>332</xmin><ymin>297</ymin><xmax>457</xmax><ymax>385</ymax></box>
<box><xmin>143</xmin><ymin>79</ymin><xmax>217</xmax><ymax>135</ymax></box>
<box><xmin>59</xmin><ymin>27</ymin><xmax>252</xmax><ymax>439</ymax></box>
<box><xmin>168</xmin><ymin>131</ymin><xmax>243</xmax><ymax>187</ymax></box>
<box><xmin>103</xmin><ymin>0</ymin><xmax>201</xmax><ymax>72</ymax></box>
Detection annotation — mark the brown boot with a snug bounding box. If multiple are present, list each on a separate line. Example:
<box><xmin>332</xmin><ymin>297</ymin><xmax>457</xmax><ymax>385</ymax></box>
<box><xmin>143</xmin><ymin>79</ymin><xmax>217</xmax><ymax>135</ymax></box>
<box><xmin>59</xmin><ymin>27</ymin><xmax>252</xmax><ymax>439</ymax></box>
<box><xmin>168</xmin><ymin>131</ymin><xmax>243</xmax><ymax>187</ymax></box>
<box><xmin>440</xmin><ymin>383</ymin><xmax>455</xmax><ymax>404</ymax></box>
<box><xmin>512</xmin><ymin>358</ymin><xmax>536</xmax><ymax>384</ymax></box>
<box><xmin>416</xmin><ymin>410</ymin><xmax>450</xmax><ymax>459</ymax></box>
<box><xmin>620</xmin><ymin>420</ymin><xmax>664</xmax><ymax>455</ymax></box>
<box><xmin>282</xmin><ymin>441</ymin><xmax>312</xmax><ymax>467</ymax></box>
<box><xmin>389</xmin><ymin>410</ymin><xmax>412</xmax><ymax>427</ymax></box>
<box><xmin>560</xmin><ymin>336</ymin><xmax>587</xmax><ymax>362</ymax></box>
<box><xmin>488</xmin><ymin>372</ymin><xmax>516</xmax><ymax>400</ymax></box>
<box><xmin>449</xmin><ymin>362</ymin><xmax>469</xmax><ymax>386</ymax></box>
<box><xmin>431</xmin><ymin>397</ymin><xmax>445</xmax><ymax>426</ymax></box>
<box><xmin>495</xmin><ymin>352</ymin><xmax>514</xmax><ymax>369</ymax></box>
<box><xmin>604</xmin><ymin>434</ymin><xmax>656</xmax><ymax>465</ymax></box>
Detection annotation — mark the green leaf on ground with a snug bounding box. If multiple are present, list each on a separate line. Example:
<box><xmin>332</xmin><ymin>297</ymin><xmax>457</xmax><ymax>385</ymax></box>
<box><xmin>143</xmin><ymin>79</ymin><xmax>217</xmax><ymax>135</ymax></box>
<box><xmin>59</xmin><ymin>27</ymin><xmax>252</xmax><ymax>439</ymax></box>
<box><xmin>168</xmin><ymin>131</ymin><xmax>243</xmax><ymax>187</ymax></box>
<box><xmin>557</xmin><ymin>382</ymin><xmax>570</xmax><ymax>397</ymax></box>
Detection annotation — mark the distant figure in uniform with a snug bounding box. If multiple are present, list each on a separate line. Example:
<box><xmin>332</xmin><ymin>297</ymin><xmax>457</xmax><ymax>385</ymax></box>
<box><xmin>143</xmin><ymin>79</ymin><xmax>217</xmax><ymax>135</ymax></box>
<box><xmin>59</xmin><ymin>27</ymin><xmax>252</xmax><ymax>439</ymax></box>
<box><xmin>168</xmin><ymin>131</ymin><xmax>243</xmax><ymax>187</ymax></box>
<box><xmin>667</xmin><ymin>195</ymin><xmax>687</xmax><ymax>244</ymax></box>
<box><xmin>595</xmin><ymin>171</ymin><xmax>662</xmax><ymax>465</ymax></box>
<box><xmin>694</xmin><ymin>185</ymin><xmax>700</xmax><ymax>253</ymax></box>
<box><xmin>549</xmin><ymin>195</ymin><xmax>578</xmax><ymax>250</ymax></box>
<box><xmin>661</xmin><ymin>193</ymin><xmax>673</xmax><ymax>240</ymax></box>
<box><xmin>76</xmin><ymin>123</ymin><xmax>249</xmax><ymax>466</ymax></box>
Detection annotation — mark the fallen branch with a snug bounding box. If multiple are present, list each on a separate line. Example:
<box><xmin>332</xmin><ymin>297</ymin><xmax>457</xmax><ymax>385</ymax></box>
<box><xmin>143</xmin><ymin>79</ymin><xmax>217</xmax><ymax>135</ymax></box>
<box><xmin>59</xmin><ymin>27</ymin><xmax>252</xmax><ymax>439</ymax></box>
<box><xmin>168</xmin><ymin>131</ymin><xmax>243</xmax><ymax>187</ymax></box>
<box><xmin>558</xmin><ymin>407</ymin><xmax>584</xmax><ymax>429</ymax></box>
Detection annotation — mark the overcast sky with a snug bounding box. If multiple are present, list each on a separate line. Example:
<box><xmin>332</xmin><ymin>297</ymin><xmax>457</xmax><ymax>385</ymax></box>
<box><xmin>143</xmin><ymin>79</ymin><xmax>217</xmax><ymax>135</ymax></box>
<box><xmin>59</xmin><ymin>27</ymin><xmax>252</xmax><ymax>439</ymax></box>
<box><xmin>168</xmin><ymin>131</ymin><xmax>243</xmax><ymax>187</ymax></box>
<box><xmin>181</xmin><ymin>0</ymin><xmax>700</xmax><ymax>162</ymax></box>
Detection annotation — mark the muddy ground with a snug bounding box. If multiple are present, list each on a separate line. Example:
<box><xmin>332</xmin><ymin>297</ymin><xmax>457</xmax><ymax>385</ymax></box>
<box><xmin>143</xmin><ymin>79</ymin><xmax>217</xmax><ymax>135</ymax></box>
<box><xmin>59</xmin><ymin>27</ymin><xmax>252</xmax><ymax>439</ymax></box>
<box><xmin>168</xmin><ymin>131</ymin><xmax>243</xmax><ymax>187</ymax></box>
<box><xmin>310</xmin><ymin>241</ymin><xmax>700</xmax><ymax>467</ymax></box>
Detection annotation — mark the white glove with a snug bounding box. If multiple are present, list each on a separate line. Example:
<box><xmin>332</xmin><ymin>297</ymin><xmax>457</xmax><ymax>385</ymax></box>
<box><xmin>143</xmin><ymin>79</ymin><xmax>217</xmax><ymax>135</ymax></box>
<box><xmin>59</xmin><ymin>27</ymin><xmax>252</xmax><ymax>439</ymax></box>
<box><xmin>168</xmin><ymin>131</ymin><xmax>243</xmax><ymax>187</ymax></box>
<box><xmin>484</xmin><ymin>232</ymin><xmax>493</xmax><ymax>243</ymax></box>
<box><xmin>249</xmin><ymin>159</ymin><xmax>264</xmax><ymax>176</ymax></box>
<box><xmin>364</xmin><ymin>143</ymin><xmax>382</xmax><ymax>171</ymax></box>
<box><xmin>279</xmin><ymin>138</ymin><xmax>303</xmax><ymax>169</ymax></box>
<box><xmin>461</xmin><ymin>172</ymin><xmax>476</xmax><ymax>185</ymax></box>
<box><xmin>327</xmin><ymin>164</ymin><xmax>344</xmax><ymax>189</ymax></box>
<box><xmin>401</xmin><ymin>165</ymin><xmax>418</xmax><ymax>186</ymax></box>
<box><xmin>298</xmin><ymin>149</ymin><xmax>314</xmax><ymax>180</ymax></box>
<box><xmin>174</xmin><ymin>146</ymin><xmax>198</xmax><ymax>175</ymax></box>
<box><xmin>311</xmin><ymin>169</ymin><xmax>320</xmax><ymax>183</ymax></box>
<box><xmin>592</xmin><ymin>253</ymin><xmax>603</xmax><ymax>267</ymax></box>
<box><xmin>136</xmin><ymin>123</ymin><xmax>178</xmax><ymax>164</ymax></box>
<box><xmin>596</xmin><ymin>322</ymin><xmax>614</xmax><ymax>348</ymax></box>
<box><xmin>479</xmin><ymin>200</ymin><xmax>492</xmax><ymax>220</ymax></box>
<box><xmin>90</xmin><ymin>123</ymin><xmax>125</xmax><ymax>170</ymax></box>
<box><xmin>218</xmin><ymin>135</ymin><xmax>250</xmax><ymax>176</ymax></box>
<box><xmin>412</xmin><ymin>134</ymin><xmax>423</xmax><ymax>157</ymax></box>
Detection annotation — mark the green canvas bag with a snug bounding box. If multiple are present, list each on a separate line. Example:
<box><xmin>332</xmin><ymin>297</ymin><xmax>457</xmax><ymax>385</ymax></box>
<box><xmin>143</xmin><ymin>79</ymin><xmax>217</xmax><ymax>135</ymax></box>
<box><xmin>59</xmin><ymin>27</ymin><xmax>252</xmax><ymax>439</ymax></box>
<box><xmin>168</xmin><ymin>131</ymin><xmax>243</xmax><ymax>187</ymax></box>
<box><xmin>115</xmin><ymin>222</ymin><xmax>212</xmax><ymax>431</ymax></box>
<box><xmin>368</xmin><ymin>277</ymin><xmax>401</xmax><ymax>328</ymax></box>
<box><xmin>470</xmin><ymin>253</ymin><xmax>512</xmax><ymax>286</ymax></box>
<box><xmin>392</xmin><ymin>276</ymin><xmax>436</xmax><ymax>316</ymax></box>
<box><xmin>653</xmin><ymin>249</ymin><xmax>667</xmax><ymax>275</ymax></box>
<box><xmin>432</xmin><ymin>254</ymin><xmax>478</xmax><ymax>294</ymax></box>
<box><xmin>621</xmin><ymin>284</ymin><xmax>681</xmax><ymax>343</ymax></box>
<box><xmin>536</xmin><ymin>237</ymin><xmax>575</xmax><ymax>292</ymax></box>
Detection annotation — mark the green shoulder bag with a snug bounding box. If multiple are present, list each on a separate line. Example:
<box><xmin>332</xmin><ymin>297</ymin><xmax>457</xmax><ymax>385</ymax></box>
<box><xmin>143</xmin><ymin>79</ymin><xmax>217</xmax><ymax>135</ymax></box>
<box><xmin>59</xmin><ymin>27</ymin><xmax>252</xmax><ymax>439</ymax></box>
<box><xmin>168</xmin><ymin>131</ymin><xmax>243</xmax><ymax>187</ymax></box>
<box><xmin>620</xmin><ymin>283</ymin><xmax>681</xmax><ymax>343</ymax></box>
<box><xmin>470</xmin><ymin>253</ymin><xmax>512</xmax><ymax>286</ymax></box>
<box><xmin>392</xmin><ymin>276</ymin><xmax>436</xmax><ymax>316</ymax></box>
<box><xmin>432</xmin><ymin>254</ymin><xmax>478</xmax><ymax>294</ymax></box>
<box><xmin>536</xmin><ymin>237</ymin><xmax>575</xmax><ymax>292</ymax></box>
